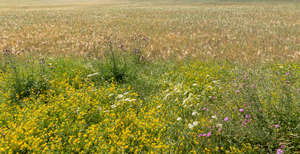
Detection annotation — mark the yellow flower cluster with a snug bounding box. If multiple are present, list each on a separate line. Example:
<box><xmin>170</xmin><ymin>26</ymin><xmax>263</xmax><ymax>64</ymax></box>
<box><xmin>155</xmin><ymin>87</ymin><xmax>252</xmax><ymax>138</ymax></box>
<box><xmin>0</xmin><ymin>62</ymin><xmax>299</xmax><ymax>153</ymax></box>
<box><xmin>0</xmin><ymin>75</ymin><xmax>169</xmax><ymax>153</ymax></box>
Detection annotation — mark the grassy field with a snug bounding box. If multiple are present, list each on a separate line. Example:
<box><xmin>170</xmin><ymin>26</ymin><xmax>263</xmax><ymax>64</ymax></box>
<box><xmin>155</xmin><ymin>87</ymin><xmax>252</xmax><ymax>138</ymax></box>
<box><xmin>0</xmin><ymin>0</ymin><xmax>299</xmax><ymax>153</ymax></box>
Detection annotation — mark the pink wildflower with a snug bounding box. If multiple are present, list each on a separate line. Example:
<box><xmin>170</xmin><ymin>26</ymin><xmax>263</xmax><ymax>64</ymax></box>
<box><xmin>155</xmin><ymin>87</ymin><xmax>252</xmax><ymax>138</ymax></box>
<box><xmin>245</xmin><ymin>114</ymin><xmax>251</xmax><ymax>119</ymax></box>
<box><xmin>224</xmin><ymin>117</ymin><xmax>229</xmax><ymax>121</ymax></box>
<box><xmin>235</xmin><ymin>89</ymin><xmax>239</xmax><ymax>94</ymax></box>
<box><xmin>277</xmin><ymin>149</ymin><xmax>283</xmax><ymax>154</ymax></box>
<box><xmin>242</xmin><ymin>119</ymin><xmax>249</xmax><ymax>127</ymax></box>
<box><xmin>198</xmin><ymin>132</ymin><xmax>212</xmax><ymax>137</ymax></box>
<box><xmin>207</xmin><ymin>132</ymin><xmax>211</xmax><ymax>137</ymax></box>
<box><xmin>286</xmin><ymin>71</ymin><xmax>290</xmax><ymax>76</ymax></box>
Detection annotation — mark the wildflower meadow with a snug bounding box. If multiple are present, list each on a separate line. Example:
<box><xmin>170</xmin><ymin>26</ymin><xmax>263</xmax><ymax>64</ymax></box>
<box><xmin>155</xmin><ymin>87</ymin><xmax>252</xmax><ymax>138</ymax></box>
<box><xmin>0</xmin><ymin>0</ymin><xmax>299</xmax><ymax>153</ymax></box>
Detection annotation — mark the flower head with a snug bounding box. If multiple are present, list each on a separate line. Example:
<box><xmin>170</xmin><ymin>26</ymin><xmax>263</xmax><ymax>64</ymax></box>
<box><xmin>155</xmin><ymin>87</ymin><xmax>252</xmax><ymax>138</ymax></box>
<box><xmin>198</xmin><ymin>132</ymin><xmax>212</xmax><ymax>137</ymax></box>
<box><xmin>286</xmin><ymin>71</ymin><xmax>290</xmax><ymax>76</ymax></box>
<box><xmin>193</xmin><ymin>121</ymin><xmax>199</xmax><ymax>126</ymax></box>
<box><xmin>275</xmin><ymin>124</ymin><xmax>279</xmax><ymax>128</ymax></box>
<box><xmin>224</xmin><ymin>117</ymin><xmax>229</xmax><ymax>121</ymax></box>
<box><xmin>192</xmin><ymin>111</ymin><xmax>199</xmax><ymax>116</ymax></box>
<box><xmin>188</xmin><ymin>121</ymin><xmax>199</xmax><ymax>129</ymax></box>
<box><xmin>235</xmin><ymin>89</ymin><xmax>240</xmax><ymax>94</ymax></box>
<box><xmin>207</xmin><ymin>132</ymin><xmax>211</xmax><ymax>137</ymax></box>
<box><xmin>276</xmin><ymin>148</ymin><xmax>283</xmax><ymax>154</ymax></box>
<box><xmin>239</xmin><ymin>108</ymin><xmax>244</xmax><ymax>112</ymax></box>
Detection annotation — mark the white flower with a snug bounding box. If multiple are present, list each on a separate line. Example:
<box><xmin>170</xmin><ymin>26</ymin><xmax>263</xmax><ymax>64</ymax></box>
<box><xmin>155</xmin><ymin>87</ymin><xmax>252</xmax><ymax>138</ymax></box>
<box><xmin>111</xmin><ymin>104</ymin><xmax>117</xmax><ymax>108</ymax></box>
<box><xmin>97</xmin><ymin>106</ymin><xmax>102</xmax><ymax>111</ymax></box>
<box><xmin>193</xmin><ymin>121</ymin><xmax>199</xmax><ymax>126</ymax></box>
<box><xmin>157</xmin><ymin>105</ymin><xmax>161</xmax><ymax>109</ymax></box>
<box><xmin>124</xmin><ymin>98</ymin><xmax>136</xmax><ymax>102</ymax></box>
<box><xmin>108</xmin><ymin>93</ymin><xmax>114</xmax><ymax>97</ymax></box>
<box><xmin>192</xmin><ymin>111</ymin><xmax>199</xmax><ymax>116</ymax></box>
<box><xmin>212</xmin><ymin>115</ymin><xmax>217</xmax><ymax>119</ymax></box>
<box><xmin>216</xmin><ymin>124</ymin><xmax>223</xmax><ymax>128</ymax></box>
<box><xmin>188</xmin><ymin>121</ymin><xmax>199</xmax><ymax>129</ymax></box>
<box><xmin>117</xmin><ymin>94</ymin><xmax>123</xmax><ymax>99</ymax></box>
<box><xmin>177</xmin><ymin>117</ymin><xmax>182</xmax><ymax>121</ymax></box>
<box><xmin>87</xmin><ymin>72</ymin><xmax>99</xmax><ymax>78</ymax></box>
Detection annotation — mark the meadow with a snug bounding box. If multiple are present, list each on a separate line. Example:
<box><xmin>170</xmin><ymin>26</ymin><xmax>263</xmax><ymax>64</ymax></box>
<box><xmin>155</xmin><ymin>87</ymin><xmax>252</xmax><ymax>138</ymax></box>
<box><xmin>0</xmin><ymin>0</ymin><xmax>299</xmax><ymax>153</ymax></box>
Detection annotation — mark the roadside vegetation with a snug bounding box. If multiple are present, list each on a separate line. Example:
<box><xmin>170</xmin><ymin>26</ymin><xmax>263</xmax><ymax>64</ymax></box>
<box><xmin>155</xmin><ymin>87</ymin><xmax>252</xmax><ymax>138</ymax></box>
<box><xmin>0</xmin><ymin>0</ymin><xmax>299</xmax><ymax>153</ymax></box>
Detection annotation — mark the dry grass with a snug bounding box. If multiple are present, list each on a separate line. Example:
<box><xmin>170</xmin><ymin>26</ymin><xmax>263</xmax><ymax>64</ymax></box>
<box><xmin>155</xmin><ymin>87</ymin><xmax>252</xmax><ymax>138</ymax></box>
<box><xmin>0</xmin><ymin>0</ymin><xmax>299</xmax><ymax>63</ymax></box>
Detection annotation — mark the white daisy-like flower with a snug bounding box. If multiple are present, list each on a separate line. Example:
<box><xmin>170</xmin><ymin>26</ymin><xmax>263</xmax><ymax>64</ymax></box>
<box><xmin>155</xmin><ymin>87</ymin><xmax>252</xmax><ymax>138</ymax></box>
<box><xmin>193</xmin><ymin>121</ymin><xmax>199</xmax><ymax>126</ymax></box>
<box><xmin>117</xmin><ymin>94</ymin><xmax>123</xmax><ymax>99</ymax></box>
<box><xmin>177</xmin><ymin>117</ymin><xmax>182</xmax><ymax>121</ymax></box>
<box><xmin>192</xmin><ymin>83</ymin><xmax>198</xmax><ymax>87</ymax></box>
<box><xmin>192</xmin><ymin>111</ymin><xmax>199</xmax><ymax>116</ymax></box>
<box><xmin>111</xmin><ymin>104</ymin><xmax>117</xmax><ymax>108</ymax></box>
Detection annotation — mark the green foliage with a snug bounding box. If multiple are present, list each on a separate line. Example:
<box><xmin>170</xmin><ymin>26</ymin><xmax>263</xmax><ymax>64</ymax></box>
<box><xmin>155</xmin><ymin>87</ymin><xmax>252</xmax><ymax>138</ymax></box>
<box><xmin>0</xmin><ymin>55</ymin><xmax>299</xmax><ymax>153</ymax></box>
<box><xmin>0</xmin><ymin>56</ymin><xmax>49</xmax><ymax>104</ymax></box>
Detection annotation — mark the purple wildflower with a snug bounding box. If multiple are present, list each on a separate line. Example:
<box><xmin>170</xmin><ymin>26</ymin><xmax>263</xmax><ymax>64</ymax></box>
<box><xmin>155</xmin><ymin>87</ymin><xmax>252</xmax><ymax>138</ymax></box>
<box><xmin>277</xmin><ymin>149</ymin><xmax>283</xmax><ymax>154</ymax></box>
<box><xmin>242</xmin><ymin>119</ymin><xmax>249</xmax><ymax>127</ymax></box>
<box><xmin>275</xmin><ymin>124</ymin><xmax>279</xmax><ymax>128</ymax></box>
<box><xmin>198</xmin><ymin>133</ymin><xmax>206</xmax><ymax>137</ymax></box>
<box><xmin>245</xmin><ymin>114</ymin><xmax>251</xmax><ymax>119</ymax></box>
<box><xmin>198</xmin><ymin>132</ymin><xmax>212</xmax><ymax>137</ymax></box>
<box><xmin>207</xmin><ymin>132</ymin><xmax>211</xmax><ymax>137</ymax></box>
<box><xmin>239</xmin><ymin>108</ymin><xmax>244</xmax><ymax>112</ymax></box>
<box><xmin>235</xmin><ymin>89</ymin><xmax>239</xmax><ymax>94</ymax></box>
<box><xmin>285</xmin><ymin>71</ymin><xmax>290</xmax><ymax>76</ymax></box>
<box><xmin>224</xmin><ymin>117</ymin><xmax>229</xmax><ymax>121</ymax></box>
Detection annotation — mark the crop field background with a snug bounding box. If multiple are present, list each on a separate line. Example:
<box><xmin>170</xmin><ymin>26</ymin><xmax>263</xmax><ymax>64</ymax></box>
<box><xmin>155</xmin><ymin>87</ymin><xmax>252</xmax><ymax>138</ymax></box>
<box><xmin>0</xmin><ymin>0</ymin><xmax>299</xmax><ymax>153</ymax></box>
